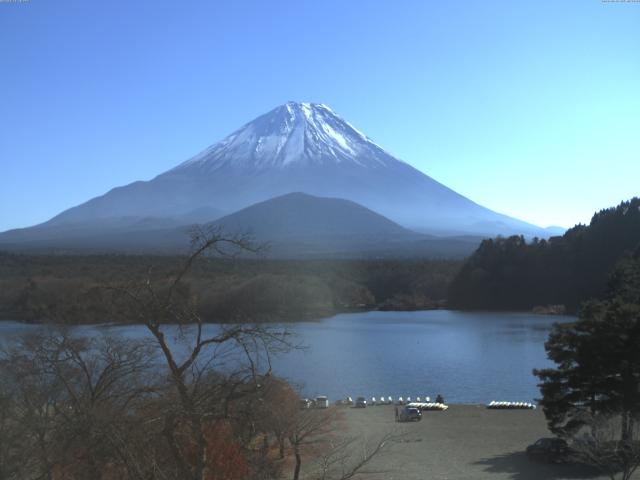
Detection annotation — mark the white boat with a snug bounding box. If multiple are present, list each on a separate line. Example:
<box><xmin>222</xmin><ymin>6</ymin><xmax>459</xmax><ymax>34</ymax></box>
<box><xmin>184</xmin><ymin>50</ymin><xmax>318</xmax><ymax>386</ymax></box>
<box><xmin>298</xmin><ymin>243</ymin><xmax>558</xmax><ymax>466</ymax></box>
<box><xmin>408</xmin><ymin>402</ymin><xmax>449</xmax><ymax>411</ymax></box>
<box><xmin>486</xmin><ymin>400</ymin><xmax>536</xmax><ymax>410</ymax></box>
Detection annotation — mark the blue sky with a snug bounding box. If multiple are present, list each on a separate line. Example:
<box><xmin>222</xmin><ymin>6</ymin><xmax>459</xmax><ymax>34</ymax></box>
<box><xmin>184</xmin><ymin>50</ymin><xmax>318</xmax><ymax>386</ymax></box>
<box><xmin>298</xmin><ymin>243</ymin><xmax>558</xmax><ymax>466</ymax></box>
<box><xmin>1</xmin><ymin>0</ymin><xmax>638</xmax><ymax>231</ymax></box>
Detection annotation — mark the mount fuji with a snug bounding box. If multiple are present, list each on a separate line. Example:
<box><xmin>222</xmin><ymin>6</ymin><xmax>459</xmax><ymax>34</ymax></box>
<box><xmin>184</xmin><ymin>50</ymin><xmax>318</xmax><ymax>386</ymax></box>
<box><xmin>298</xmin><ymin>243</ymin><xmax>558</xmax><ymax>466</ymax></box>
<box><xmin>0</xmin><ymin>102</ymin><xmax>559</xmax><ymax>254</ymax></box>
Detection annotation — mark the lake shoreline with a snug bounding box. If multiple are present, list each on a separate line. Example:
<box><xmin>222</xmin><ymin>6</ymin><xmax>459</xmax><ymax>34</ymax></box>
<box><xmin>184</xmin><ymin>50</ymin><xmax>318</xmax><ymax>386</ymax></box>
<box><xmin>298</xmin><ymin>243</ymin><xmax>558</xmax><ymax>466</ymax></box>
<box><xmin>0</xmin><ymin>305</ymin><xmax>570</xmax><ymax>326</ymax></box>
<box><xmin>2</xmin><ymin>310</ymin><xmax>570</xmax><ymax>404</ymax></box>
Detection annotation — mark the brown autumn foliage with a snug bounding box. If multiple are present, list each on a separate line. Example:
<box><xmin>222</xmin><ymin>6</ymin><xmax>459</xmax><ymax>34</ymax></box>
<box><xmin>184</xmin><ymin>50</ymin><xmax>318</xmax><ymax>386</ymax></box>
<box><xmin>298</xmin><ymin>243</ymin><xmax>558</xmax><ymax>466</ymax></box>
<box><xmin>179</xmin><ymin>421</ymin><xmax>250</xmax><ymax>480</ymax></box>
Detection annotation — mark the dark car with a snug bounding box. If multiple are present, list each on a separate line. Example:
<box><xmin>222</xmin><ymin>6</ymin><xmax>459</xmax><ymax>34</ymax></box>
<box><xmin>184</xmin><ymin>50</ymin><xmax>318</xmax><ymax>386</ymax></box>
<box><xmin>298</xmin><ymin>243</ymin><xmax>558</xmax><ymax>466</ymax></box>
<box><xmin>355</xmin><ymin>396</ymin><xmax>367</xmax><ymax>408</ymax></box>
<box><xmin>526</xmin><ymin>438</ymin><xmax>572</xmax><ymax>463</ymax></box>
<box><xmin>397</xmin><ymin>406</ymin><xmax>422</xmax><ymax>422</ymax></box>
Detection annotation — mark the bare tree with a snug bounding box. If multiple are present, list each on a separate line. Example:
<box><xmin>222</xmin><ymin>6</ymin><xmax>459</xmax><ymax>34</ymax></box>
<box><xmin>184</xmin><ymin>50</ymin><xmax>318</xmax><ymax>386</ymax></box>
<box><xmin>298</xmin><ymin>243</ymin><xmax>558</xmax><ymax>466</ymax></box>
<box><xmin>255</xmin><ymin>376</ymin><xmax>299</xmax><ymax>459</ymax></box>
<box><xmin>571</xmin><ymin>413</ymin><xmax>640</xmax><ymax>480</ymax></box>
<box><xmin>0</xmin><ymin>329</ymin><xmax>160</xmax><ymax>480</ymax></box>
<box><xmin>288</xmin><ymin>408</ymin><xmax>338</xmax><ymax>480</ymax></box>
<box><xmin>313</xmin><ymin>432</ymin><xmax>399</xmax><ymax>480</ymax></box>
<box><xmin>287</xmin><ymin>406</ymin><xmax>401</xmax><ymax>480</ymax></box>
<box><xmin>109</xmin><ymin>227</ymin><xmax>294</xmax><ymax>480</ymax></box>
<box><xmin>0</xmin><ymin>380</ymin><xmax>22</xmax><ymax>480</ymax></box>
<box><xmin>0</xmin><ymin>227</ymin><xmax>398</xmax><ymax>480</ymax></box>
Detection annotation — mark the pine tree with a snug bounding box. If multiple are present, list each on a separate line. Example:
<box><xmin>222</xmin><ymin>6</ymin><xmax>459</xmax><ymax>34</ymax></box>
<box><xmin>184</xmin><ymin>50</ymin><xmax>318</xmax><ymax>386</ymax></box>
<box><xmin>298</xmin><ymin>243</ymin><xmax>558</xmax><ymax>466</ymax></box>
<box><xmin>534</xmin><ymin>250</ymin><xmax>640</xmax><ymax>479</ymax></box>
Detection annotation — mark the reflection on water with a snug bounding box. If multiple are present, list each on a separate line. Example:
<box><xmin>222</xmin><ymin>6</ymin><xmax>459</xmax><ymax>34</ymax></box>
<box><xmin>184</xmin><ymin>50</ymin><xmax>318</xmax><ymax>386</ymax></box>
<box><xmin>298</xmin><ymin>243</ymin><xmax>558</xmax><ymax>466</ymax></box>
<box><xmin>0</xmin><ymin>310</ymin><xmax>572</xmax><ymax>404</ymax></box>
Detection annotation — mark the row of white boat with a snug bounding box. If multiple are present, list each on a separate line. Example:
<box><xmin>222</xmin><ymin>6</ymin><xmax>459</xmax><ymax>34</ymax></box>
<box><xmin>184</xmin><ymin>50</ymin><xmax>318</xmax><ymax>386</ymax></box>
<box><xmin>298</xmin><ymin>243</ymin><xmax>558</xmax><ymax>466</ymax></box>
<box><xmin>486</xmin><ymin>401</ymin><xmax>536</xmax><ymax>409</ymax></box>
<box><xmin>338</xmin><ymin>396</ymin><xmax>447</xmax><ymax>407</ymax></box>
<box><xmin>333</xmin><ymin>398</ymin><xmax>535</xmax><ymax>410</ymax></box>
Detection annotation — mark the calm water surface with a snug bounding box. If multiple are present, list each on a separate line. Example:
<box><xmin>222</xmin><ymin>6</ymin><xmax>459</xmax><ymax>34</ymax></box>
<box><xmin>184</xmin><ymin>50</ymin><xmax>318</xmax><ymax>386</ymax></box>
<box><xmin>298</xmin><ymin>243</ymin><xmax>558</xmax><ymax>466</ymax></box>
<box><xmin>0</xmin><ymin>310</ymin><xmax>572</xmax><ymax>404</ymax></box>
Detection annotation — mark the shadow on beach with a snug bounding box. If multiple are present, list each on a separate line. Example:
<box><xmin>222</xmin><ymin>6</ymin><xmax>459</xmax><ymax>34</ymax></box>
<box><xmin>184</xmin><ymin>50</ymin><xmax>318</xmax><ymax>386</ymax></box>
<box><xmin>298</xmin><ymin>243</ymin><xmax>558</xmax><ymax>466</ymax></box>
<box><xmin>473</xmin><ymin>451</ymin><xmax>603</xmax><ymax>480</ymax></box>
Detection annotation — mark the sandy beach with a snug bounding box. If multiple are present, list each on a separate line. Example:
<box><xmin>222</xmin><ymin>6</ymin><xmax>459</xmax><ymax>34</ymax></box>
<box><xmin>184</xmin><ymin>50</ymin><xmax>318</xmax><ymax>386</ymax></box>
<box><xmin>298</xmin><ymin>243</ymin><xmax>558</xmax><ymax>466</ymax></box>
<box><xmin>309</xmin><ymin>404</ymin><xmax>624</xmax><ymax>480</ymax></box>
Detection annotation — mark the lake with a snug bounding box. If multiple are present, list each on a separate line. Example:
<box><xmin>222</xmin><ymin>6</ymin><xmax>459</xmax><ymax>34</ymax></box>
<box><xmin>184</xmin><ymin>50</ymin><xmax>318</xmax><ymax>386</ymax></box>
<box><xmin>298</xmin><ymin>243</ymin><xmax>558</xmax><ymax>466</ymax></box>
<box><xmin>0</xmin><ymin>310</ymin><xmax>572</xmax><ymax>404</ymax></box>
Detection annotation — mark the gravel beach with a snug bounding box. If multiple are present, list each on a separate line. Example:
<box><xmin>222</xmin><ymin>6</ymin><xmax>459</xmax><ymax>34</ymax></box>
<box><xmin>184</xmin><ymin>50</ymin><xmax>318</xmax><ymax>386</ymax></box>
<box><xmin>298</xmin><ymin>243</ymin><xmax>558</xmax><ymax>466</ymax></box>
<box><xmin>316</xmin><ymin>404</ymin><xmax>625</xmax><ymax>480</ymax></box>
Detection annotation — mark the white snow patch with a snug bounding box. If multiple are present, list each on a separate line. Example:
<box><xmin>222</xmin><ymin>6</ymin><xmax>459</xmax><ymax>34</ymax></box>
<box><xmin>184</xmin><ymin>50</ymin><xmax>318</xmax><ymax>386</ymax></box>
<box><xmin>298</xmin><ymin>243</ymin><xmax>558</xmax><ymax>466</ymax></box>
<box><xmin>300</xmin><ymin>103</ymin><xmax>313</xmax><ymax>122</ymax></box>
<box><xmin>280</xmin><ymin>122</ymin><xmax>305</xmax><ymax>166</ymax></box>
<box><xmin>318</xmin><ymin>121</ymin><xmax>355</xmax><ymax>154</ymax></box>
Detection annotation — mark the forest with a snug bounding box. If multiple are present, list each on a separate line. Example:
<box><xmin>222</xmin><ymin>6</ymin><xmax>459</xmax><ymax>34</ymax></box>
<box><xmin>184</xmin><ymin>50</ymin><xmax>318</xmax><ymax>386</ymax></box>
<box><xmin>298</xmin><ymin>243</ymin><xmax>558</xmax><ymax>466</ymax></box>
<box><xmin>0</xmin><ymin>252</ymin><xmax>460</xmax><ymax>324</ymax></box>
<box><xmin>3</xmin><ymin>198</ymin><xmax>640</xmax><ymax>325</ymax></box>
<box><xmin>449</xmin><ymin>198</ymin><xmax>640</xmax><ymax>312</ymax></box>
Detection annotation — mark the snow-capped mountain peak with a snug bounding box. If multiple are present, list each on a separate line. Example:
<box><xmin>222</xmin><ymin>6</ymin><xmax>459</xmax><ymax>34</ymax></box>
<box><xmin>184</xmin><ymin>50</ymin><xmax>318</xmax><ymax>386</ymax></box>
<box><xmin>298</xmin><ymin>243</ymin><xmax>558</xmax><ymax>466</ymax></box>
<box><xmin>18</xmin><ymin>101</ymin><xmax>552</xmax><ymax>242</ymax></box>
<box><xmin>173</xmin><ymin>102</ymin><xmax>399</xmax><ymax>172</ymax></box>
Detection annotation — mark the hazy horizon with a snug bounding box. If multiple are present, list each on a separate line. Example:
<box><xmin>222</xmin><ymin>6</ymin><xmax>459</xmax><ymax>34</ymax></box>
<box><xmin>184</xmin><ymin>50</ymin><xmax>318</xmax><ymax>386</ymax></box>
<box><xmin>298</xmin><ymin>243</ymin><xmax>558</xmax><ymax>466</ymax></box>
<box><xmin>1</xmin><ymin>0</ymin><xmax>639</xmax><ymax>232</ymax></box>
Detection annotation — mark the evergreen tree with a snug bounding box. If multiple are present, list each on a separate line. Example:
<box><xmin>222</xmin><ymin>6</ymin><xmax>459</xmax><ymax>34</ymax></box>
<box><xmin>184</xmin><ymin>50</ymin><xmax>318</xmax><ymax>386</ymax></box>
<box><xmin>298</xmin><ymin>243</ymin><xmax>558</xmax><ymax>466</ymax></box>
<box><xmin>534</xmin><ymin>251</ymin><xmax>640</xmax><ymax>479</ymax></box>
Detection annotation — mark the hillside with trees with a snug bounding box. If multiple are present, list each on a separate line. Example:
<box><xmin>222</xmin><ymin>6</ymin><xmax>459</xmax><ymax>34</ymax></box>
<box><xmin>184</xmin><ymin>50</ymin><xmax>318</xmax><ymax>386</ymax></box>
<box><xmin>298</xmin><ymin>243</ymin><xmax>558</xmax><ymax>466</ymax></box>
<box><xmin>449</xmin><ymin>198</ymin><xmax>640</xmax><ymax>312</ymax></box>
<box><xmin>0</xmin><ymin>252</ymin><xmax>460</xmax><ymax>324</ymax></box>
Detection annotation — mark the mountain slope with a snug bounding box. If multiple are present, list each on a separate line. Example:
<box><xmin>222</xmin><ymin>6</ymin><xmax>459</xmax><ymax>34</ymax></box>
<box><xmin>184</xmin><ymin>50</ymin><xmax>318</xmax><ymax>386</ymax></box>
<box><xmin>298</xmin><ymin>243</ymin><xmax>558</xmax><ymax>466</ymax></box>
<box><xmin>28</xmin><ymin>102</ymin><xmax>551</xmax><ymax>238</ymax></box>
<box><xmin>211</xmin><ymin>192</ymin><xmax>416</xmax><ymax>239</ymax></box>
<box><xmin>0</xmin><ymin>207</ymin><xmax>224</xmax><ymax>245</ymax></box>
<box><xmin>0</xmin><ymin>193</ymin><xmax>482</xmax><ymax>258</ymax></box>
<box><xmin>208</xmin><ymin>192</ymin><xmax>481</xmax><ymax>258</ymax></box>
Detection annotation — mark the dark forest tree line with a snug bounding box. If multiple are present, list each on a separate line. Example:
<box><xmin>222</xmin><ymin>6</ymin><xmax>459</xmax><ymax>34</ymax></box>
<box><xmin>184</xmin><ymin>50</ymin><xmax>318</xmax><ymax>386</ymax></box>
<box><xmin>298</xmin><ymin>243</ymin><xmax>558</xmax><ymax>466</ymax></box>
<box><xmin>0</xmin><ymin>253</ymin><xmax>460</xmax><ymax>324</ymax></box>
<box><xmin>449</xmin><ymin>198</ymin><xmax>640</xmax><ymax>312</ymax></box>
